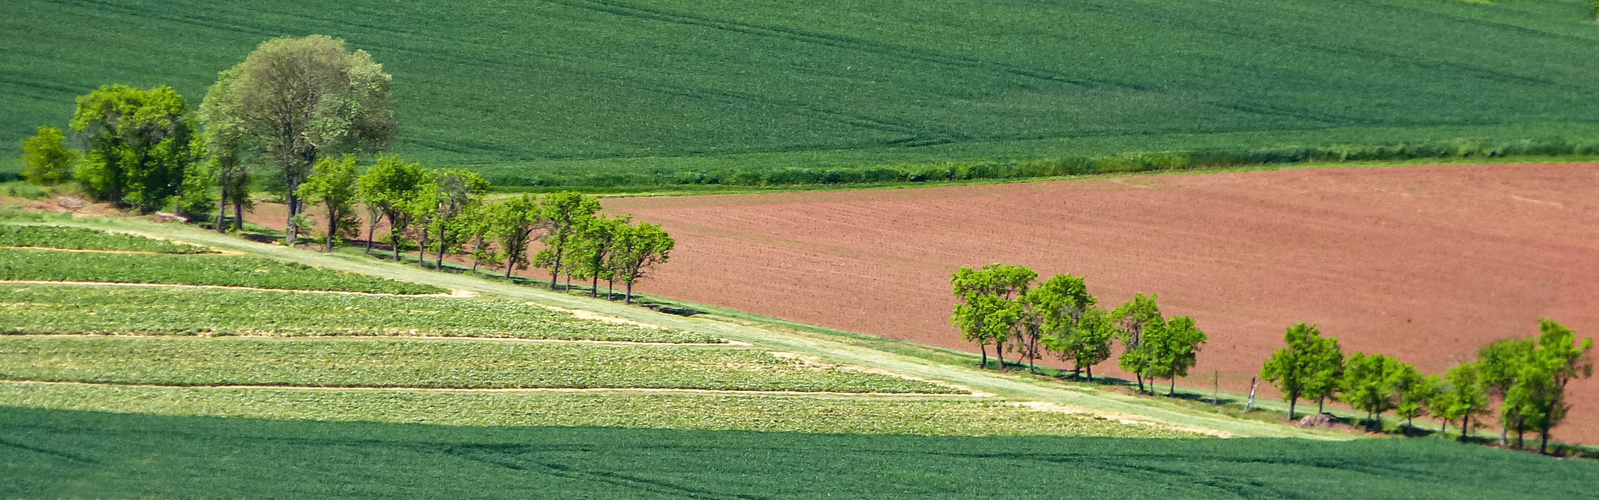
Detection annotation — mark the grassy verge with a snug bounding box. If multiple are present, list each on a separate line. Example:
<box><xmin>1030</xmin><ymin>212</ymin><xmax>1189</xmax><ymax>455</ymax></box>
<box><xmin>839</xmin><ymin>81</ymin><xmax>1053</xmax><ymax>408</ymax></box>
<box><xmin>4</xmin><ymin>406</ymin><xmax>1594</xmax><ymax>498</ymax></box>
<box><xmin>0</xmin><ymin>224</ymin><xmax>214</xmax><ymax>253</ymax></box>
<box><xmin>0</xmin><ymin>337</ymin><xmax>957</xmax><ymax>393</ymax></box>
<box><xmin>0</xmin><ymin>383</ymin><xmax>1159</xmax><ymax>436</ymax></box>
<box><xmin>0</xmin><ymin>249</ymin><xmax>443</xmax><ymax>294</ymax></box>
<box><xmin>0</xmin><ymin>284</ymin><xmax>716</xmax><ymax>343</ymax></box>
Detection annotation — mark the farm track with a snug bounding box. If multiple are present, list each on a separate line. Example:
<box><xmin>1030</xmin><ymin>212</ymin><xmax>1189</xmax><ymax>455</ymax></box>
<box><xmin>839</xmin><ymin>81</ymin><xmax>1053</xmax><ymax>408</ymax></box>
<box><xmin>0</xmin><ymin>280</ymin><xmax>477</xmax><ymax>298</ymax></box>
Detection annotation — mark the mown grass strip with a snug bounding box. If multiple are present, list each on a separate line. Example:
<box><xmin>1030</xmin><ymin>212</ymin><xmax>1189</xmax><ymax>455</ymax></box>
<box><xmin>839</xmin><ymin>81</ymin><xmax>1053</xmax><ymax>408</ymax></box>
<box><xmin>0</xmin><ymin>382</ymin><xmax>1184</xmax><ymax>437</ymax></box>
<box><xmin>0</xmin><ymin>284</ymin><xmax>715</xmax><ymax>343</ymax></box>
<box><xmin>0</xmin><ymin>337</ymin><xmax>958</xmax><ymax>394</ymax></box>
<box><xmin>0</xmin><ymin>249</ymin><xmax>443</xmax><ymax>294</ymax></box>
<box><xmin>0</xmin><ymin>224</ymin><xmax>214</xmax><ymax>254</ymax></box>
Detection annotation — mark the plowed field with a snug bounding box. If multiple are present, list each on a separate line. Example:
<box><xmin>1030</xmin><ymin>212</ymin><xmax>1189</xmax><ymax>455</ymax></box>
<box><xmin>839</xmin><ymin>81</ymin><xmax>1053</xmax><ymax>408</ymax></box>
<box><xmin>606</xmin><ymin>163</ymin><xmax>1599</xmax><ymax>444</ymax></box>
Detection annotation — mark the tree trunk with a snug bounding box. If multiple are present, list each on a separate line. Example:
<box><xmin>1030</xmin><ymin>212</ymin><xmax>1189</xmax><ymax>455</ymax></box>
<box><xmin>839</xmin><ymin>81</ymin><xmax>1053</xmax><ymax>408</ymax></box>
<box><xmin>1540</xmin><ymin>426</ymin><xmax>1551</xmax><ymax>455</ymax></box>
<box><xmin>391</xmin><ymin>217</ymin><xmax>402</xmax><ymax>263</ymax></box>
<box><xmin>994</xmin><ymin>344</ymin><xmax>1005</xmax><ymax>371</ymax></box>
<box><xmin>1135</xmin><ymin>373</ymin><xmax>1145</xmax><ymax>394</ymax></box>
<box><xmin>607</xmin><ymin>278</ymin><xmax>614</xmax><ymax>300</ymax></box>
<box><xmin>1086</xmin><ymin>365</ymin><xmax>1093</xmax><ymax>382</ymax></box>
<box><xmin>325</xmin><ymin>205</ymin><xmax>337</xmax><ymax>252</ymax></box>
<box><xmin>979</xmin><ymin>344</ymin><xmax>987</xmax><ymax>369</ymax></box>
<box><xmin>1072</xmin><ymin>367</ymin><xmax>1082</xmax><ymax>380</ymax></box>
<box><xmin>417</xmin><ymin>231</ymin><xmax>427</xmax><ymax>268</ymax></box>
<box><xmin>216</xmin><ymin>192</ymin><xmax>227</xmax><ymax>233</ymax></box>
<box><xmin>1317</xmin><ymin>398</ymin><xmax>1325</xmax><ymax>415</ymax></box>
<box><xmin>284</xmin><ymin>187</ymin><xmax>298</xmax><ymax>245</ymax></box>
<box><xmin>1169</xmin><ymin>376</ymin><xmax>1176</xmax><ymax>397</ymax></box>
<box><xmin>591</xmin><ymin>275</ymin><xmax>600</xmax><ymax>298</ymax></box>
<box><xmin>365</xmin><ymin>215</ymin><xmax>376</xmax><ymax>255</ymax></box>
<box><xmin>625</xmin><ymin>281</ymin><xmax>634</xmax><ymax>304</ymax></box>
<box><xmin>436</xmin><ymin>223</ymin><xmax>446</xmax><ymax>270</ymax></box>
<box><xmin>1288</xmin><ymin>396</ymin><xmax>1298</xmax><ymax>422</ymax></box>
<box><xmin>550</xmin><ymin>258</ymin><xmax>561</xmax><ymax>290</ymax></box>
<box><xmin>233</xmin><ymin>202</ymin><xmax>243</xmax><ymax>231</ymax></box>
<box><xmin>1462</xmin><ymin>416</ymin><xmax>1470</xmax><ymax>440</ymax></box>
<box><xmin>504</xmin><ymin>248</ymin><xmax>516</xmax><ymax>279</ymax></box>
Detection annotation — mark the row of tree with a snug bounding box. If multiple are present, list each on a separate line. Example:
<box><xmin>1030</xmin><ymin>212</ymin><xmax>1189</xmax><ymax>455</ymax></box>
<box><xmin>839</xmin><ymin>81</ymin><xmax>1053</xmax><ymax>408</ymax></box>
<box><xmin>949</xmin><ymin>264</ymin><xmax>1207</xmax><ymax>395</ymax></box>
<box><xmin>1262</xmin><ymin>319</ymin><xmax>1593</xmax><ymax>454</ymax></box>
<box><xmin>294</xmin><ymin>156</ymin><xmax>673</xmax><ymax>303</ymax></box>
<box><xmin>13</xmin><ymin>34</ymin><xmax>676</xmax><ymax>304</ymax></box>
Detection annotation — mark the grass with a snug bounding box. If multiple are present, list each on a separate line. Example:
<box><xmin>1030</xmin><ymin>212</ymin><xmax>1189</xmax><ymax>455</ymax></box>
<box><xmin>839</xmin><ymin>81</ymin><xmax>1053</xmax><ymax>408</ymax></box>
<box><xmin>0</xmin><ymin>248</ymin><xmax>444</xmax><ymax>294</ymax></box>
<box><xmin>0</xmin><ymin>224</ymin><xmax>214</xmax><ymax>253</ymax></box>
<box><xmin>0</xmin><ymin>284</ymin><xmax>717</xmax><ymax>343</ymax></box>
<box><xmin>7</xmin><ymin>1</ymin><xmax>1599</xmax><ymax>191</ymax></box>
<box><xmin>0</xmin><ymin>336</ymin><xmax>959</xmax><ymax>393</ymax></box>
<box><xmin>0</xmin><ymin>384</ymin><xmax>1159</xmax><ymax>437</ymax></box>
<box><xmin>4</xmin><ymin>406</ymin><xmax>1595</xmax><ymax>498</ymax></box>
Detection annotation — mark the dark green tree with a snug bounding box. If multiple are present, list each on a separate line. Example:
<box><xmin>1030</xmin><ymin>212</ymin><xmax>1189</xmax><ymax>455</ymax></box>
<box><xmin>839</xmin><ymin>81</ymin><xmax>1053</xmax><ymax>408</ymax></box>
<box><xmin>534</xmin><ymin>192</ymin><xmax>601</xmax><ymax>290</ymax></box>
<box><xmin>610</xmin><ymin>220</ymin><xmax>674</xmax><ymax>304</ymax></box>
<box><xmin>1339</xmin><ymin>352</ymin><xmax>1405</xmax><ymax>430</ymax></box>
<box><xmin>71</xmin><ymin>84</ymin><xmax>200</xmax><ymax>212</ymax></box>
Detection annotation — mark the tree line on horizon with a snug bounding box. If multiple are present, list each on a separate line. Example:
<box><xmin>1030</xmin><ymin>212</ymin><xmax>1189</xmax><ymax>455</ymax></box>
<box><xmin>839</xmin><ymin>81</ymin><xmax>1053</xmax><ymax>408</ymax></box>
<box><xmin>9</xmin><ymin>35</ymin><xmax>675</xmax><ymax>303</ymax></box>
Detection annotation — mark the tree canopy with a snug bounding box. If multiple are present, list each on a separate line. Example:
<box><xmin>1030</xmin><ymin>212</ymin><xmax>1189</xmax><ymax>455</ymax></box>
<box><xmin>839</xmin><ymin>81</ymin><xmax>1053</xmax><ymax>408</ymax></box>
<box><xmin>18</xmin><ymin>125</ymin><xmax>76</xmax><ymax>186</ymax></box>
<box><xmin>71</xmin><ymin>84</ymin><xmax>200</xmax><ymax>213</ymax></box>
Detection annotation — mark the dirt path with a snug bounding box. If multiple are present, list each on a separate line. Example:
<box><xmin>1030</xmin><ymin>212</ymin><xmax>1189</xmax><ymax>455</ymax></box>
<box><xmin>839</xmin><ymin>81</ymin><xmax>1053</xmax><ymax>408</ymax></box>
<box><xmin>0</xmin><ymin>333</ymin><xmax>737</xmax><ymax>347</ymax></box>
<box><xmin>2</xmin><ymin>380</ymin><xmax>976</xmax><ymax>398</ymax></box>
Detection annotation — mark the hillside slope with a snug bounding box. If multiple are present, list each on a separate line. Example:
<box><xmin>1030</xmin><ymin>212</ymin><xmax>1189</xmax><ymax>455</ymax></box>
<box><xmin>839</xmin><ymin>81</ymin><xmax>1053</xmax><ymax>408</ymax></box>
<box><xmin>6</xmin><ymin>0</ymin><xmax>1599</xmax><ymax>183</ymax></box>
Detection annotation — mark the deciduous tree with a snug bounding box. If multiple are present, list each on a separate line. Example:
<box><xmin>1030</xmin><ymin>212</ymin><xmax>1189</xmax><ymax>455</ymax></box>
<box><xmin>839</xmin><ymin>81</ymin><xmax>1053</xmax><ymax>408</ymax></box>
<box><xmin>1433</xmin><ymin>362</ymin><xmax>1490</xmax><ymax>439</ymax></box>
<box><xmin>18</xmin><ymin>125</ymin><xmax>76</xmax><ymax>186</ymax></box>
<box><xmin>571</xmin><ymin>215</ymin><xmax>627</xmax><ymax>298</ymax></box>
<box><xmin>951</xmin><ymin>264</ymin><xmax>1036</xmax><ymax>369</ymax></box>
<box><xmin>1112</xmin><ymin>294</ymin><xmax>1163</xmax><ymax>393</ymax></box>
<box><xmin>1028</xmin><ymin>274</ymin><xmax>1096</xmax><ymax>375</ymax></box>
<box><xmin>1262</xmin><ymin>323</ymin><xmax>1326</xmax><ymax>421</ymax></box>
<box><xmin>1340</xmin><ymin>352</ymin><xmax>1405</xmax><ymax>430</ymax></box>
<box><xmin>610</xmin><ymin>221</ymin><xmax>674</xmax><ymax>304</ymax></box>
<box><xmin>427</xmin><ymin>169</ymin><xmax>489</xmax><ymax>269</ymax></box>
<box><xmin>490</xmin><ymin>195</ymin><xmax>542</xmax><ymax>279</ymax></box>
<box><xmin>535</xmin><ymin>192</ymin><xmax>601</xmax><ymax>290</ymax></box>
<box><xmin>358</xmin><ymin>155</ymin><xmax>427</xmax><ymax>261</ymax></box>
<box><xmin>295</xmin><ymin>155</ymin><xmax>360</xmax><ymax>251</ymax></box>
<box><xmin>202</xmin><ymin>35</ymin><xmax>396</xmax><ymax>243</ymax></box>
<box><xmin>1146</xmin><ymin>315</ymin><xmax>1207</xmax><ymax>396</ymax></box>
<box><xmin>71</xmin><ymin>84</ymin><xmax>201</xmax><ymax>212</ymax></box>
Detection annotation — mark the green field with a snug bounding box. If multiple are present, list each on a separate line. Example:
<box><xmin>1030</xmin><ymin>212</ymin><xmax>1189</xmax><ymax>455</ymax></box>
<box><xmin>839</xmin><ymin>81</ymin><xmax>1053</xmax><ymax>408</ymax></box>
<box><xmin>3</xmin><ymin>406</ymin><xmax>1593</xmax><ymax>498</ymax></box>
<box><xmin>6</xmin><ymin>0</ymin><xmax>1599</xmax><ymax>189</ymax></box>
<box><xmin>0</xmin><ymin>336</ymin><xmax>957</xmax><ymax>393</ymax></box>
<box><xmin>0</xmin><ymin>224</ymin><xmax>214</xmax><ymax>254</ymax></box>
<box><xmin>0</xmin><ymin>284</ymin><xmax>716</xmax><ymax>342</ymax></box>
<box><xmin>0</xmin><ymin>249</ymin><xmax>444</xmax><ymax>294</ymax></box>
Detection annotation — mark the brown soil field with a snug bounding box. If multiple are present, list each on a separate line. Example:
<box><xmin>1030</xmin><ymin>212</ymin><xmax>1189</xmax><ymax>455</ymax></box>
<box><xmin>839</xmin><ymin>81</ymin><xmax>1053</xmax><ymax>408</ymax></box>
<box><xmin>604</xmin><ymin>163</ymin><xmax>1599</xmax><ymax>444</ymax></box>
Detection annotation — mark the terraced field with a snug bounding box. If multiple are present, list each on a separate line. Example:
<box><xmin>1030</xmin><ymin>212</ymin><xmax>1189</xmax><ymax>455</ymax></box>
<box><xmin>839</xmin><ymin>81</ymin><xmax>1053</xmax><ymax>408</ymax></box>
<box><xmin>5</xmin><ymin>0</ymin><xmax>1599</xmax><ymax>188</ymax></box>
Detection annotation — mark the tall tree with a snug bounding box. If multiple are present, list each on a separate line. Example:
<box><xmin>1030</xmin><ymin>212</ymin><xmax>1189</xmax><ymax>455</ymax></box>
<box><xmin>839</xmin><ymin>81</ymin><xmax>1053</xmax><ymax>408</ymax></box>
<box><xmin>1028</xmin><ymin>274</ymin><xmax>1096</xmax><ymax>374</ymax></box>
<box><xmin>357</xmin><ymin>155</ymin><xmax>427</xmax><ymax>261</ymax></box>
<box><xmin>535</xmin><ymin>192</ymin><xmax>602</xmax><ymax>290</ymax></box>
<box><xmin>198</xmin><ymin>67</ymin><xmax>252</xmax><ymax>233</ymax></box>
<box><xmin>18</xmin><ymin>125</ymin><xmax>77</xmax><ymax>186</ymax></box>
<box><xmin>571</xmin><ymin>215</ymin><xmax>627</xmax><ymax>298</ymax></box>
<box><xmin>1146</xmin><ymin>315</ymin><xmax>1207</xmax><ymax>396</ymax></box>
<box><xmin>1262</xmin><ymin>323</ymin><xmax>1326</xmax><ymax>421</ymax></box>
<box><xmin>202</xmin><ymin>35</ymin><xmax>396</xmax><ymax>244</ymax></box>
<box><xmin>490</xmin><ymin>195</ymin><xmax>543</xmax><ymax>279</ymax></box>
<box><xmin>71</xmin><ymin>84</ymin><xmax>201</xmax><ymax>212</ymax></box>
<box><xmin>456</xmin><ymin>203</ymin><xmax>496</xmax><ymax>274</ymax></box>
<box><xmin>1042</xmin><ymin>306</ymin><xmax>1116</xmax><ymax>381</ymax></box>
<box><xmin>610</xmin><ymin>221</ymin><xmax>674</xmax><ymax>304</ymax></box>
<box><xmin>1477</xmin><ymin>338</ymin><xmax>1535</xmax><ymax>445</ymax></box>
<box><xmin>295</xmin><ymin>155</ymin><xmax>360</xmax><ymax>252</ymax></box>
<box><xmin>406</xmin><ymin>177</ymin><xmax>440</xmax><ymax>267</ymax></box>
<box><xmin>1517</xmin><ymin>319</ymin><xmax>1594</xmax><ymax>454</ymax></box>
<box><xmin>1112</xmin><ymin>294</ymin><xmax>1163</xmax><ymax>393</ymax></box>
<box><xmin>950</xmin><ymin>264</ymin><xmax>1036</xmax><ymax>369</ymax></box>
<box><xmin>1433</xmin><ymin>362</ymin><xmax>1490</xmax><ymax>439</ymax></box>
<box><xmin>1304</xmin><ymin>335</ymin><xmax>1346</xmax><ymax>415</ymax></box>
<box><xmin>1392</xmin><ymin>366</ymin><xmax>1437</xmax><ymax>431</ymax></box>
<box><xmin>428</xmin><ymin>169</ymin><xmax>489</xmax><ymax>269</ymax></box>
<box><xmin>1340</xmin><ymin>352</ymin><xmax>1405</xmax><ymax>431</ymax></box>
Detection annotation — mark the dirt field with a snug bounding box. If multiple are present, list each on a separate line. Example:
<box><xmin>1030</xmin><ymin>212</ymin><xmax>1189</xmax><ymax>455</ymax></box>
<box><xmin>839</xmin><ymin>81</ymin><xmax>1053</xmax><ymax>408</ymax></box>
<box><xmin>605</xmin><ymin>164</ymin><xmax>1599</xmax><ymax>444</ymax></box>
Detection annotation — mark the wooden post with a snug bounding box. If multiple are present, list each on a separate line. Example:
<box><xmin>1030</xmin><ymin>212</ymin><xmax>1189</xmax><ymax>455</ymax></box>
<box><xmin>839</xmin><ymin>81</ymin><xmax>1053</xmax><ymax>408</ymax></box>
<box><xmin>1245</xmin><ymin>377</ymin><xmax>1258</xmax><ymax>412</ymax></box>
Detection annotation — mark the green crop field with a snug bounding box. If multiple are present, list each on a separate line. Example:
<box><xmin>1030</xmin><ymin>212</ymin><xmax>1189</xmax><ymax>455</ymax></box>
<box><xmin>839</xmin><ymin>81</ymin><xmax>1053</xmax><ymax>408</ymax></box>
<box><xmin>6</xmin><ymin>0</ymin><xmax>1599</xmax><ymax>189</ymax></box>
<box><xmin>0</xmin><ymin>249</ymin><xmax>444</xmax><ymax>294</ymax></box>
<box><xmin>0</xmin><ymin>284</ymin><xmax>716</xmax><ymax>343</ymax></box>
<box><xmin>0</xmin><ymin>336</ymin><xmax>957</xmax><ymax>393</ymax></box>
<box><xmin>3</xmin><ymin>406</ymin><xmax>1594</xmax><ymax>498</ymax></box>
<box><xmin>0</xmin><ymin>224</ymin><xmax>214</xmax><ymax>254</ymax></box>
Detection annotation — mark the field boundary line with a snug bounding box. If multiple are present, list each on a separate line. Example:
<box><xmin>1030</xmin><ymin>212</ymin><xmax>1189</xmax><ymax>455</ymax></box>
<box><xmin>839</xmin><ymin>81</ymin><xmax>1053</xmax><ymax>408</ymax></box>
<box><xmin>0</xmin><ymin>333</ymin><xmax>743</xmax><ymax>347</ymax></box>
<box><xmin>0</xmin><ymin>223</ymin><xmax>233</xmax><ymax>254</ymax></box>
<box><xmin>0</xmin><ymin>280</ymin><xmax>476</xmax><ymax>298</ymax></box>
<box><xmin>0</xmin><ymin>380</ymin><xmax>981</xmax><ymax>398</ymax></box>
<box><xmin>0</xmin><ymin>245</ymin><xmax>241</xmax><ymax>256</ymax></box>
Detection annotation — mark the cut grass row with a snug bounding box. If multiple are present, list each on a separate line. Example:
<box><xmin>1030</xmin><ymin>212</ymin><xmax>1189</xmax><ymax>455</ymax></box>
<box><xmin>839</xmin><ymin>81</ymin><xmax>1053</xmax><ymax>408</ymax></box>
<box><xmin>0</xmin><ymin>336</ymin><xmax>957</xmax><ymax>394</ymax></box>
<box><xmin>0</xmin><ymin>382</ymin><xmax>1170</xmax><ymax>437</ymax></box>
<box><xmin>0</xmin><ymin>224</ymin><xmax>214</xmax><ymax>254</ymax></box>
<box><xmin>0</xmin><ymin>249</ymin><xmax>443</xmax><ymax>294</ymax></box>
<box><xmin>0</xmin><ymin>284</ymin><xmax>717</xmax><ymax>343</ymax></box>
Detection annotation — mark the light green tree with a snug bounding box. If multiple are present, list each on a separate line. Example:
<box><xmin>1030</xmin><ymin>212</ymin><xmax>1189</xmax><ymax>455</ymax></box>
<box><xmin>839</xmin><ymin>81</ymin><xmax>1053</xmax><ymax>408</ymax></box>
<box><xmin>1261</xmin><ymin>323</ymin><xmax>1333</xmax><ymax>421</ymax></box>
<box><xmin>17</xmin><ymin>125</ymin><xmax>77</xmax><ymax>186</ymax></box>
<box><xmin>1304</xmin><ymin>335</ymin><xmax>1346</xmax><ymax>414</ymax></box>
<box><xmin>1511</xmin><ymin>319</ymin><xmax>1594</xmax><ymax>454</ymax></box>
<box><xmin>610</xmin><ymin>221</ymin><xmax>674</xmax><ymax>304</ymax></box>
<box><xmin>490</xmin><ymin>195</ymin><xmax>543</xmax><ymax>279</ymax></box>
<box><xmin>1392</xmin><ymin>366</ymin><xmax>1438</xmax><ymax>431</ymax></box>
<box><xmin>202</xmin><ymin>35</ymin><xmax>396</xmax><ymax>243</ymax></box>
<box><xmin>405</xmin><ymin>176</ymin><xmax>440</xmax><ymax>267</ymax></box>
<box><xmin>534</xmin><ymin>192</ymin><xmax>602</xmax><ymax>290</ymax></box>
<box><xmin>1042</xmin><ymin>306</ymin><xmax>1116</xmax><ymax>381</ymax></box>
<box><xmin>197</xmin><ymin>66</ymin><xmax>251</xmax><ymax>233</ymax></box>
<box><xmin>1145</xmin><ymin>315</ymin><xmax>1207</xmax><ymax>396</ymax></box>
<box><xmin>426</xmin><ymin>169</ymin><xmax>490</xmax><ymax>269</ymax></box>
<box><xmin>1340</xmin><ymin>352</ymin><xmax>1405</xmax><ymax>430</ymax></box>
<box><xmin>570</xmin><ymin>215</ymin><xmax>627</xmax><ymax>298</ymax></box>
<box><xmin>295</xmin><ymin>155</ymin><xmax>360</xmax><ymax>252</ymax></box>
<box><xmin>1477</xmin><ymin>338</ymin><xmax>1535</xmax><ymax>445</ymax></box>
<box><xmin>1112</xmin><ymin>294</ymin><xmax>1163</xmax><ymax>393</ymax></box>
<box><xmin>1028</xmin><ymin>274</ymin><xmax>1096</xmax><ymax>375</ymax></box>
<box><xmin>1433</xmin><ymin>362</ymin><xmax>1490</xmax><ymax>440</ymax></box>
<box><xmin>357</xmin><ymin>155</ymin><xmax>427</xmax><ymax>261</ymax></box>
<box><xmin>71</xmin><ymin>84</ymin><xmax>201</xmax><ymax>213</ymax></box>
<box><xmin>950</xmin><ymin>264</ymin><xmax>1036</xmax><ymax>370</ymax></box>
